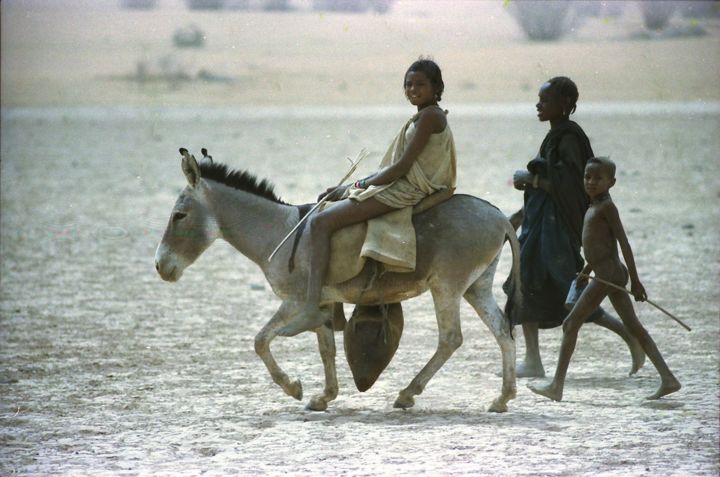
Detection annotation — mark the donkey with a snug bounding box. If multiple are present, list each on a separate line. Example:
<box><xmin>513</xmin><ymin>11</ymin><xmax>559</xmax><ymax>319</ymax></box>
<box><xmin>155</xmin><ymin>149</ymin><xmax>521</xmax><ymax>412</ymax></box>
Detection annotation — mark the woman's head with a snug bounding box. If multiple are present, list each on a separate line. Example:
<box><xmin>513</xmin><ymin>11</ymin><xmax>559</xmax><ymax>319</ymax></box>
<box><xmin>536</xmin><ymin>76</ymin><xmax>578</xmax><ymax>124</ymax></box>
<box><xmin>404</xmin><ymin>58</ymin><xmax>444</xmax><ymax>103</ymax></box>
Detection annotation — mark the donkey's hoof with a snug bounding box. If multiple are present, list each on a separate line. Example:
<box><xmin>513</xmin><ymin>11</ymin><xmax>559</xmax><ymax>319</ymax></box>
<box><xmin>287</xmin><ymin>379</ymin><xmax>303</xmax><ymax>401</ymax></box>
<box><xmin>393</xmin><ymin>394</ymin><xmax>415</xmax><ymax>409</ymax></box>
<box><xmin>306</xmin><ymin>395</ymin><xmax>328</xmax><ymax>412</ymax></box>
<box><xmin>488</xmin><ymin>399</ymin><xmax>508</xmax><ymax>413</ymax></box>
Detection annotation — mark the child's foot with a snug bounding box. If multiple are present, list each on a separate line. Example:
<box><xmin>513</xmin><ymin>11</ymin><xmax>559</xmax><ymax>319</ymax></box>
<box><xmin>516</xmin><ymin>361</ymin><xmax>545</xmax><ymax>378</ymax></box>
<box><xmin>646</xmin><ymin>377</ymin><xmax>681</xmax><ymax>400</ymax></box>
<box><xmin>528</xmin><ymin>381</ymin><xmax>563</xmax><ymax>401</ymax></box>
<box><xmin>629</xmin><ymin>340</ymin><xmax>646</xmax><ymax>376</ymax></box>
<box><xmin>277</xmin><ymin>306</ymin><xmax>328</xmax><ymax>337</ymax></box>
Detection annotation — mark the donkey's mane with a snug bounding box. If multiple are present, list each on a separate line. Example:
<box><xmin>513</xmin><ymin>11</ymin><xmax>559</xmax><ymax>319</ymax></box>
<box><xmin>199</xmin><ymin>161</ymin><xmax>286</xmax><ymax>204</ymax></box>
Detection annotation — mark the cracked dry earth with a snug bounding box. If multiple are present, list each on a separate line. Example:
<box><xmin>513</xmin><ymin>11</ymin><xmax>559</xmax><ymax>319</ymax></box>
<box><xmin>1</xmin><ymin>107</ymin><xmax>718</xmax><ymax>476</ymax></box>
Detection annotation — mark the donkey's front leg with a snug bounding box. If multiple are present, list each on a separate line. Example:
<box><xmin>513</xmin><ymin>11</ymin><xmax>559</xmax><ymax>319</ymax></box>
<box><xmin>254</xmin><ymin>301</ymin><xmax>304</xmax><ymax>401</ymax></box>
<box><xmin>307</xmin><ymin>320</ymin><xmax>339</xmax><ymax>411</ymax></box>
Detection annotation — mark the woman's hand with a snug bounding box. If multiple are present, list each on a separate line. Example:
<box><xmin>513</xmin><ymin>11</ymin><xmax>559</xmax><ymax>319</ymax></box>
<box><xmin>317</xmin><ymin>185</ymin><xmax>347</xmax><ymax>202</ymax></box>
<box><xmin>512</xmin><ymin>170</ymin><xmax>533</xmax><ymax>190</ymax></box>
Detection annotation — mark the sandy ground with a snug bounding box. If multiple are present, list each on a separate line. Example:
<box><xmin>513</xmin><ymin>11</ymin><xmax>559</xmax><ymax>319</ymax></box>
<box><xmin>1</xmin><ymin>1</ymin><xmax>720</xmax><ymax>476</ymax></box>
<box><xmin>2</xmin><ymin>1</ymin><xmax>720</xmax><ymax>106</ymax></box>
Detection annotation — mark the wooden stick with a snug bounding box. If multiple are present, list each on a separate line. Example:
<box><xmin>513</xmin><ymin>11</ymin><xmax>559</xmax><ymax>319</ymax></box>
<box><xmin>267</xmin><ymin>149</ymin><xmax>369</xmax><ymax>262</ymax></box>
<box><xmin>578</xmin><ymin>273</ymin><xmax>691</xmax><ymax>332</ymax></box>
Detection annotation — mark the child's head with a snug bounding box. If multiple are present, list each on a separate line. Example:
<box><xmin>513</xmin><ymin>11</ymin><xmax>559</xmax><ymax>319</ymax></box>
<box><xmin>584</xmin><ymin>156</ymin><xmax>616</xmax><ymax>198</ymax></box>
<box><xmin>537</xmin><ymin>76</ymin><xmax>578</xmax><ymax>122</ymax></box>
<box><xmin>404</xmin><ymin>58</ymin><xmax>444</xmax><ymax>102</ymax></box>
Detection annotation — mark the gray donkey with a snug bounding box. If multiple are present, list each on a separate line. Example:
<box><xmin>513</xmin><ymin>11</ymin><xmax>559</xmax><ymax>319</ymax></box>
<box><xmin>155</xmin><ymin>149</ymin><xmax>521</xmax><ymax>412</ymax></box>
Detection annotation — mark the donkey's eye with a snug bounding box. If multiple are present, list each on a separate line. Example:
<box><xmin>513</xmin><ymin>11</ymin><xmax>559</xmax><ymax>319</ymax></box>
<box><xmin>173</xmin><ymin>212</ymin><xmax>187</xmax><ymax>222</ymax></box>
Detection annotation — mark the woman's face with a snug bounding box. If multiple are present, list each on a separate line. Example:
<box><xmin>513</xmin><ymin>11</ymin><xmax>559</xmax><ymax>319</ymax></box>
<box><xmin>404</xmin><ymin>71</ymin><xmax>437</xmax><ymax>109</ymax></box>
<box><xmin>536</xmin><ymin>82</ymin><xmax>566</xmax><ymax>123</ymax></box>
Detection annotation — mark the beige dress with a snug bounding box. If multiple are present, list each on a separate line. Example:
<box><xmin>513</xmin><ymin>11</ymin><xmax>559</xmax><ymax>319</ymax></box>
<box><xmin>321</xmin><ymin>114</ymin><xmax>457</xmax><ymax>285</ymax></box>
<box><xmin>346</xmin><ymin>114</ymin><xmax>457</xmax><ymax>207</ymax></box>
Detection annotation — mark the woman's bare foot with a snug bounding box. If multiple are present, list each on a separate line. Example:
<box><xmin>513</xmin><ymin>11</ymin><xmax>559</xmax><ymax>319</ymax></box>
<box><xmin>516</xmin><ymin>361</ymin><xmax>545</xmax><ymax>378</ymax></box>
<box><xmin>528</xmin><ymin>380</ymin><xmax>563</xmax><ymax>401</ymax></box>
<box><xmin>646</xmin><ymin>377</ymin><xmax>681</xmax><ymax>400</ymax></box>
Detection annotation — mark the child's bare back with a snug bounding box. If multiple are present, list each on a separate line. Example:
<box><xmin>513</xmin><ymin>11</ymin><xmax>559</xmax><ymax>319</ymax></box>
<box><xmin>582</xmin><ymin>196</ymin><xmax>629</xmax><ymax>287</ymax></box>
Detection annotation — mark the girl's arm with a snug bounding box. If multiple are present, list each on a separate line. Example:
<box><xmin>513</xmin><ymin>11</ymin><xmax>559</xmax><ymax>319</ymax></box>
<box><xmin>364</xmin><ymin>108</ymin><xmax>446</xmax><ymax>187</ymax></box>
<box><xmin>603</xmin><ymin>201</ymin><xmax>647</xmax><ymax>302</ymax></box>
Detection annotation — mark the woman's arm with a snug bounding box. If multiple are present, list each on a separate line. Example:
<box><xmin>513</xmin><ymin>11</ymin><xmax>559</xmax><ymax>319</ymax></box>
<box><xmin>603</xmin><ymin>201</ymin><xmax>647</xmax><ymax>301</ymax></box>
<box><xmin>512</xmin><ymin>170</ymin><xmax>550</xmax><ymax>192</ymax></box>
<box><xmin>364</xmin><ymin>108</ymin><xmax>446</xmax><ymax>187</ymax></box>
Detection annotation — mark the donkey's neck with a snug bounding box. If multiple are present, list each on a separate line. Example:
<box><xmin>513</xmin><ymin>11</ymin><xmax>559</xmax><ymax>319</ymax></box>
<box><xmin>205</xmin><ymin>181</ymin><xmax>296</xmax><ymax>268</ymax></box>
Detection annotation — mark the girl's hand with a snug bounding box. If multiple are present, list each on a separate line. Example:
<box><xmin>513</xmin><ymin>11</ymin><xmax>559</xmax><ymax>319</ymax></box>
<box><xmin>512</xmin><ymin>170</ymin><xmax>532</xmax><ymax>190</ymax></box>
<box><xmin>631</xmin><ymin>280</ymin><xmax>647</xmax><ymax>302</ymax></box>
<box><xmin>317</xmin><ymin>185</ymin><xmax>347</xmax><ymax>202</ymax></box>
<box><xmin>576</xmin><ymin>274</ymin><xmax>589</xmax><ymax>287</ymax></box>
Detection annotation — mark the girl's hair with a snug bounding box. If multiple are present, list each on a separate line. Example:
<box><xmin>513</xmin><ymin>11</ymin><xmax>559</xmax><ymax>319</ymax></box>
<box><xmin>405</xmin><ymin>58</ymin><xmax>444</xmax><ymax>101</ymax></box>
<box><xmin>546</xmin><ymin>76</ymin><xmax>579</xmax><ymax>115</ymax></box>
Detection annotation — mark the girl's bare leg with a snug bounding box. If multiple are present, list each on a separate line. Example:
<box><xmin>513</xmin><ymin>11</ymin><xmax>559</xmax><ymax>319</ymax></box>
<box><xmin>278</xmin><ymin>198</ymin><xmax>395</xmax><ymax>336</ymax></box>
<box><xmin>607</xmin><ymin>291</ymin><xmax>681</xmax><ymax>399</ymax></box>
<box><xmin>529</xmin><ymin>280</ymin><xmax>607</xmax><ymax>401</ymax></box>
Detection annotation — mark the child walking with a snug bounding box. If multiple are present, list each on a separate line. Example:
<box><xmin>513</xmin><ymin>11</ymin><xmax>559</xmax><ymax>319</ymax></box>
<box><xmin>529</xmin><ymin>157</ymin><xmax>681</xmax><ymax>401</ymax></box>
<box><xmin>279</xmin><ymin>58</ymin><xmax>457</xmax><ymax>336</ymax></box>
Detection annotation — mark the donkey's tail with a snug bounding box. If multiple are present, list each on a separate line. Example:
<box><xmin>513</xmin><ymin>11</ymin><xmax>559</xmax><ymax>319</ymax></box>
<box><xmin>502</xmin><ymin>219</ymin><xmax>522</xmax><ymax>336</ymax></box>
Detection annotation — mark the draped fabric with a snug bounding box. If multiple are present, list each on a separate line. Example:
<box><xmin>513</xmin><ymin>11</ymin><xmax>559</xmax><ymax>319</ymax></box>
<box><xmin>322</xmin><ymin>113</ymin><xmax>457</xmax><ymax>280</ymax></box>
<box><xmin>346</xmin><ymin>115</ymin><xmax>457</xmax><ymax>207</ymax></box>
<box><xmin>513</xmin><ymin>120</ymin><xmax>596</xmax><ymax>328</ymax></box>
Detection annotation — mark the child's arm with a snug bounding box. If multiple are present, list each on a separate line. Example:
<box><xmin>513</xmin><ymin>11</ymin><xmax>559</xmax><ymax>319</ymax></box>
<box><xmin>603</xmin><ymin>201</ymin><xmax>647</xmax><ymax>302</ymax></box>
<box><xmin>577</xmin><ymin>263</ymin><xmax>593</xmax><ymax>285</ymax></box>
<box><xmin>365</xmin><ymin>109</ymin><xmax>446</xmax><ymax>187</ymax></box>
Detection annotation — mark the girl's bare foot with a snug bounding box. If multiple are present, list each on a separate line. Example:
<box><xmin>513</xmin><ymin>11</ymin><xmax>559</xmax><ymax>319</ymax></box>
<box><xmin>528</xmin><ymin>380</ymin><xmax>563</xmax><ymax>401</ymax></box>
<box><xmin>646</xmin><ymin>377</ymin><xmax>681</xmax><ymax>400</ymax></box>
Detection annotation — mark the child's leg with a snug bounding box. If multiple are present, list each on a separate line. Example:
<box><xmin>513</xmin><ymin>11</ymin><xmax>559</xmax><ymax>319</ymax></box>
<box><xmin>607</xmin><ymin>290</ymin><xmax>681</xmax><ymax>399</ymax></box>
<box><xmin>592</xmin><ymin>310</ymin><xmax>646</xmax><ymax>375</ymax></box>
<box><xmin>280</xmin><ymin>197</ymin><xmax>395</xmax><ymax>336</ymax></box>
<box><xmin>528</xmin><ymin>280</ymin><xmax>607</xmax><ymax>401</ymax></box>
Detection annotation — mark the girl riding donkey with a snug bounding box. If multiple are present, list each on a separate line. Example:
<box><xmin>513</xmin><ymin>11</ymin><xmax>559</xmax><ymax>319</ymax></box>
<box><xmin>156</xmin><ymin>58</ymin><xmax>520</xmax><ymax>412</ymax></box>
<box><xmin>281</xmin><ymin>58</ymin><xmax>457</xmax><ymax>336</ymax></box>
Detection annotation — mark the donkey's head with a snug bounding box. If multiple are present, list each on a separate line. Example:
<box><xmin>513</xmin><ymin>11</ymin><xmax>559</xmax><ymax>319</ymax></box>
<box><xmin>155</xmin><ymin>148</ymin><xmax>219</xmax><ymax>282</ymax></box>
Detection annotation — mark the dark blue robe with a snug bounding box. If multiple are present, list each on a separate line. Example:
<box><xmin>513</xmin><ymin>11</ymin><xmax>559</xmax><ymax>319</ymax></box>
<box><xmin>513</xmin><ymin>120</ymin><xmax>595</xmax><ymax>328</ymax></box>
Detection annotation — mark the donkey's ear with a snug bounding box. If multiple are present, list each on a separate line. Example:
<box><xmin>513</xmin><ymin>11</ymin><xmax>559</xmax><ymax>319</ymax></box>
<box><xmin>180</xmin><ymin>148</ymin><xmax>200</xmax><ymax>188</ymax></box>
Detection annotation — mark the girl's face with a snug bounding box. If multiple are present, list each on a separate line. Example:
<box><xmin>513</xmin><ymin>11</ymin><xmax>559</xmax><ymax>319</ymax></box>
<box><xmin>584</xmin><ymin>163</ymin><xmax>616</xmax><ymax>199</ymax></box>
<box><xmin>536</xmin><ymin>82</ymin><xmax>567</xmax><ymax>123</ymax></box>
<box><xmin>404</xmin><ymin>71</ymin><xmax>437</xmax><ymax>109</ymax></box>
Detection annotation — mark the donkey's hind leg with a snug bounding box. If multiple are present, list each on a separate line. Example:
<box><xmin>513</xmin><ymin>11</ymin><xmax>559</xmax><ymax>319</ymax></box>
<box><xmin>464</xmin><ymin>267</ymin><xmax>517</xmax><ymax>413</ymax></box>
<box><xmin>394</xmin><ymin>288</ymin><xmax>463</xmax><ymax>409</ymax></box>
<box><xmin>254</xmin><ymin>301</ymin><xmax>305</xmax><ymax>401</ymax></box>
